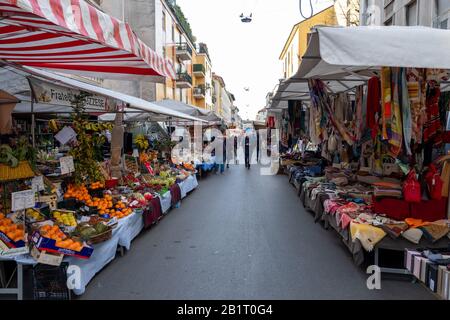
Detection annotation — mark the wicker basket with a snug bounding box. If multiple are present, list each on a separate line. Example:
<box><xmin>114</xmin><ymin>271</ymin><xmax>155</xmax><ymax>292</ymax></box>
<box><xmin>87</xmin><ymin>227</ymin><xmax>112</xmax><ymax>245</ymax></box>
<box><xmin>0</xmin><ymin>161</ymin><xmax>35</xmax><ymax>182</ymax></box>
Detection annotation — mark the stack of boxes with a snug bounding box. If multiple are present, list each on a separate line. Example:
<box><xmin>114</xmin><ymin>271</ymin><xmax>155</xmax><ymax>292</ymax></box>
<box><xmin>405</xmin><ymin>250</ymin><xmax>450</xmax><ymax>299</ymax></box>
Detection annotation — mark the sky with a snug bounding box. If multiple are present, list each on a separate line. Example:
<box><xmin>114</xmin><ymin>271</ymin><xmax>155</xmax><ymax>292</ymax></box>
<box><xmin>176</xmin><ymin>0</ymin><xmax>334</xmax><ymax>120</ymax></box>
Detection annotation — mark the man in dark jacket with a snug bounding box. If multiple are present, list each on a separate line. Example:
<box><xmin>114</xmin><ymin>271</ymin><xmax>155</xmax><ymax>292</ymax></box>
<box><xmin>244</xmin><ymin>135</ymin><xmax>251</xmax><ymax>169</ymax></box>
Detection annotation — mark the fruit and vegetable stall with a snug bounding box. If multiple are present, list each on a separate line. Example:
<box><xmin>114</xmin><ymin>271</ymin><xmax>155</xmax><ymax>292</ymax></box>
<box><xmin>0</xmin><ymin>67</ymin><xmax>205</xmax><ymax>299</ymax></box>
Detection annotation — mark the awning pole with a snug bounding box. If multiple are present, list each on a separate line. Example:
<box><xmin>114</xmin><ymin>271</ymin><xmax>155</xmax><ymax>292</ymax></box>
<box><xmin>31</xmin><ymin>92</ymin><xmax>36</xmax><ymax>148</ymax></box>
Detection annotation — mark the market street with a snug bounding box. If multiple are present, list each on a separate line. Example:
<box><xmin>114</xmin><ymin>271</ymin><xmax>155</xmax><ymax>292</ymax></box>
<box><xmin>81</xmin><ymin>166</ymin><xmax>434</xmax><ymax>300</ymax></box>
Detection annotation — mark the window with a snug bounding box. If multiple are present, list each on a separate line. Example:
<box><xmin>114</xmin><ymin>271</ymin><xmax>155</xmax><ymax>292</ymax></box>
<box><xmin>162</xmin><ymin>11</ymin><xmax>166</xmax><ymax>32</ymax></box>
<box><xmin>406</xmin><ymin>0</ymin><xmax>418</xmax><ymax>26</ymax></box>
<box><xmin>441</xmin><ymin>19</ymin><xmax>448</xmax><ymax>29</ymax></box>
<box><xmin>172</xmin><ymin>25</ymin><xmax>175</xmax><ymax>42</ymax></box>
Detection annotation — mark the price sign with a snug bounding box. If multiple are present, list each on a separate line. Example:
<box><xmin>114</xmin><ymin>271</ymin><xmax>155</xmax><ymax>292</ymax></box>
<box><xmin>11</xmin><ymin>190</ymin><xmax>35</xmax><ymax>211</ymax></box>
<box><xmin>60</xmin><ymin>156</ymin><xmax>75</xmax><ymax>175</ymax></box>
<box><xmin>32</xmin><ymin>175</ymin><xmax>45</xmax><ymax>192</ymax></box>
<box><xmin>55</xmin><ymin>126</ymin><xmax>77</xmax><ymax>145</ymax></box>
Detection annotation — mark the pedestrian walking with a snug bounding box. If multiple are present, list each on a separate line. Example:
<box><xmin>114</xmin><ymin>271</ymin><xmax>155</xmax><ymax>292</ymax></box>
<box><xmin>244</xmin><ymin>135</ymin><xmax>251</xmax><ymax>169</ymax></box>
<box><xmin>256</xmin><ymin>131</ymin><xmax>260</xmax><ymax>163</ymax></box>
<box><xmin>234</xmin><ymin>135</ymin><xmax>238</xmax><ymax>164</ymax></box>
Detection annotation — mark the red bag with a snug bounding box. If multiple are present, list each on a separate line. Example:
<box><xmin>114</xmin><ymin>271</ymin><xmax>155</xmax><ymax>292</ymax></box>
<box><xmin>403</xmin><ymin>170</ymin><xmax>421</xmax><ymax>202</ymax></box>
<box><xmin>425</xmin><ymin>164</ymin><xmax>443</xmax><ymax>200</ymax></box>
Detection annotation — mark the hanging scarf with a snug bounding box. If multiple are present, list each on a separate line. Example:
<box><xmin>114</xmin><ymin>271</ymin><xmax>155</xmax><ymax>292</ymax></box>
<box><xmin>400</xmin><ymin>68</ymin><xmax>412</xmax><ymax>156</ymax></box>
<box><xmin>407</xmin><ymin>68</ymin><xmax>427</xmax><ymax>143</ymax></box>
<box><xmin>308</xmin><ymin>79</ymin><xmax>355</xmax><ymax>146</ymax></box>
<box><xmin>387</xmin><ymin>68</ymin><xmax>403</xmax><ymax>156</ymax></box>
<box><xmin>423</xmin><ymin>80</ymin><xmax>442</xmax><ymax>145</ymax></box>
<box><xmin>355</xmin><ymin>85</ymin><xmax>364</xmax><ymax>141</ymax></box>
<box><xmin>381</xmin><ymin>67</ymin><xmax>392</xmax><ymax>141</ymax></box>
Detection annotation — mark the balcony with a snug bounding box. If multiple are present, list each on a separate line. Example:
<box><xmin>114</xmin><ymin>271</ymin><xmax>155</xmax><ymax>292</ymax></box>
<box><xmin>176</xmin><ymin>43</ymin><xmax>192</xmax><ymax>61</ymax></box>
<box><xmin>193</xmin><ymin>86</ymin><xmax>205</xmax><ymax>99</ymax></box>
<box><xmin>176</xmin><ymin>72</ymin><xmax>192</xmax><ymax>88</ymax></box>
<box><xmin>193</xmin><ymin>64</ymin><xmax>206</xmax><ymax>77</ymax></box>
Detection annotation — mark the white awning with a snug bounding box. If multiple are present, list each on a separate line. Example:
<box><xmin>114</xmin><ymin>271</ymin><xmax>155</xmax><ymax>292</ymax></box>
<box><xmin>126</xmin><ymin>99</ymin><xmax>222</xmax><ymax>123</ymax></box>
<box><xmin>3</xmin><ymin>65</ymin><xmax>205</xmax><ymax>122</ymax></box>
<box><xmin>269</xmin><ymin>26</ymin><xmax>450</xmax><ymax>109</ymax></box>
<box><xmin>298</xmin><ymin>26</ymin><xmax>450</xmax><ymax>79</ymax></box>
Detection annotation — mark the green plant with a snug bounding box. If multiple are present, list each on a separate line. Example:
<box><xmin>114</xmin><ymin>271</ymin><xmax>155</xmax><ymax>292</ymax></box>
<box><xmin>69</xmin><ymin>93</ymin><xmax>104</xmax><ymax>185</ymax></box>
<box><xmin>0</xmin><ymin>136</ymin><xmax>36</xmax><ymax>168</ymax></box>
<box><xmin>167</xmin><ymin>1</ymin><xmax>196</xmax><ymax>44</ymax></box>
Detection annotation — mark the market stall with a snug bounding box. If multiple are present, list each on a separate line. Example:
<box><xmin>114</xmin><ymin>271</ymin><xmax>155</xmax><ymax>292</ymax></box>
<box><xmin>276</xmin><ymin>26</ymin><xmax>450</xmax><ymax>298</ymax></box>
<box><xmin>0</xmin><ymin>63</ymin><xmax>204</xmax><ymax>299</ymax></box>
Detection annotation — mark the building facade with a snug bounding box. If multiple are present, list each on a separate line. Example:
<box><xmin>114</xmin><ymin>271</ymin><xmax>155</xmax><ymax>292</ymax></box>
<box><xmin>360</xmin><ymin>0</ymin><xmax>450</xmax><ymax>28</ymax></box>
<box><xmin>92</xmin><ymin>0</ymin><xmax>214</xmax><ymax>109</ymax></box>
<box><xmin>212</xmin><ymin>73</ymin><xmax>234</xmax><ymax>124</ymax></box>
<box><xmin>279</xmin><ymin>6</ymin><xmax>338</xmax><ymax>80</ymax></box>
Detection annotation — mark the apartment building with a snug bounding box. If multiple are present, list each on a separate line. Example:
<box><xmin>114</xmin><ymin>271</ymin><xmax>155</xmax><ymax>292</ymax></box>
<box><xmin>212</xmin><ymin>74</ymin><xmax>234</xmax><ymax>124</ymax></box>
<box><xmin>91</xmin><ymin>0</ymin><xmax>214</xmax><ymax>109</ymax></box>
<box><xmin>360</xmin><ymin>0</ymin><xmax>450</xmax><ymax>28</ymax></box>
<box><xmin>279</xmin><ymin>6</ymin><xmax>338</xmax><ymax>80</ymax></box>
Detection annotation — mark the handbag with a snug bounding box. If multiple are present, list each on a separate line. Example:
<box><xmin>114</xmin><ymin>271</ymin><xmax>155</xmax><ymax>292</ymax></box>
<box><xmin>403</xmin><ymin>169</ymin><xmax>421</xmax><ymax>203</ymax></box>
<box><xmin>327</xmin><ymin>130</ymin><xmax>338</xmax><ymax>153</ymax></box>
<box><xmin>425</xmin><ymin>164</ymin><xmax>443</xmax><ymax>200</ymax></box>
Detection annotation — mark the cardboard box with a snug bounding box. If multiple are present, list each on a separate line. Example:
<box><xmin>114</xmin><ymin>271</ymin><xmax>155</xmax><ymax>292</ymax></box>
<box><xmin>0</xmin><ymin>230</ymin><xmax>26</xmax><ymax>249</ymax></box>
<box><xmin>31</xmin><ymin>230</ymin><xmax>93</xmax><ymax>259</ymax></box>
<box><xmin>420</xmin><ymin>258</ymin><xmax>428</xmax><ymax>283</ymax></box>
<box><xmin>428</xmin><ymin>264</ymin><xmax>439</xmax><ymax>293</ymax></box>
<box><xmin>405</xmin><ymin>250</ymin><xmax>421</xmax><ymax>273</ymax></box>
<box><xmin>31</xmin><ymin>246</ymin><xmax>64</xmax><ymax>266</ymax></box>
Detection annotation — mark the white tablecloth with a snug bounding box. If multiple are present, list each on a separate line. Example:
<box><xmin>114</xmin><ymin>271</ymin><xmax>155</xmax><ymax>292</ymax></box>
<box><xmin>179</xmin><ymin>175</ymin><xmax>199</xmax><ymax>199</ymax></box>
<box><xmin>158</xmin><ymin>191</ymin><xmax>172</xmax><ymax>214</ymax></box>
<box><xmin>117</xmin><ymin>210</ymin><xmax>144</xmax><ymax>251</ymax></box>
<box><xmin>0</xmin><ymin>211</ymin><xmax>144</xmax><ymax>296</ymax></box>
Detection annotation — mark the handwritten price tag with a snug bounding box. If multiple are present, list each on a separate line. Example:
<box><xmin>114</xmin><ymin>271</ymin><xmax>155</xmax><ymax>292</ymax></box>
<box><xmin>11</xmin><ymin>190</ymin><xmax>35</xmax><ymax>211</ymax></box>
<box><xmin>60</xmin><ymin>156</ymin><xmax>75</xmax><ymax>175</ymax></box>
<box><xmin>32</xmin><ymin>175</ymin><xmax>45</xmax><ymax>192</ymax></box>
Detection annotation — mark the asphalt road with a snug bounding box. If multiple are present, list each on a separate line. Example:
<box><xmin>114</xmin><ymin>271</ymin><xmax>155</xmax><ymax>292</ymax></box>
<box><xmin>81</xmin><ymin>165</ymin><xmax>434</xmax><ymax>300</ymax></box>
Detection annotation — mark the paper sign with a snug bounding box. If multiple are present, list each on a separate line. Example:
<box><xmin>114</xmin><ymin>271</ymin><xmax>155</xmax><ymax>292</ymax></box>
<box><xmin>12</xmin><ymin>190</ymin><xmax>35</xmax><ymax>211</ymax></box>
<box><xmin>60</xmin><ymin>156</ymin><xmax>75</xmax><ymax>175</ymax></box>
<box><xmin>55</xmin><ymin>126</ymin><xmax>77</xmax><ymax>145</ymax></box>
<box><xmin>32</xmin><ymin>175</ymin><xmax>45</xmax><ymax>192</ymax></box>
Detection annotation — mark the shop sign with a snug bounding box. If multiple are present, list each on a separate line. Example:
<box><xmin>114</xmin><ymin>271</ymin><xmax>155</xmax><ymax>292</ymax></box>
<box><xmin>29</xmin><ymin>78</ymin><xmax>109</xmax><ymax>111</ymax></box>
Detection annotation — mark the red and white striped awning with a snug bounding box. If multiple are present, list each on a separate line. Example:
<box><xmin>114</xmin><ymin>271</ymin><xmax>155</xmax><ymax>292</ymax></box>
<box><xmin>0</xmin><ymin>0</ymin><xmax>175</xmax><ymax>80</ymax></box>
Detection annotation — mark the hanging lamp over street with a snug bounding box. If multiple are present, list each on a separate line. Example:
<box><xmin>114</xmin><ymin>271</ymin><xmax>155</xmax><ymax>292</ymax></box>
<box><xmin>0</xmin><ymin>0</ymin><xmax>176</xmax><ymax>80</ymax></box>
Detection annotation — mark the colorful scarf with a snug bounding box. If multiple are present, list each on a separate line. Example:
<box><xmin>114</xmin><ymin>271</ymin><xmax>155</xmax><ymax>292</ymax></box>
<box><xmin>389</xmin><ymin>68</ymin><xmax>403</xmax><ymax>156</ymax></box>
<box><xmin>423</xmin><ymin>80</ymin><xmax>443</xmax><ymax>145</ymax></box>
<box><xmin>308</xmin><ymin>79</ymin><xmax>355</xmax><ymax>146</ymax></box>
<box><xmin>381</xmin><ymin>67</ymin><xmax>392</xmax><ymax>141</ymax></box>
<box><xmin>400</xmin><ymin>68</ymin><xmax>412</xmax><ymax>156</ymax></box>
<box><xmin>355</xmin><ymin>85</ymin><xmax>364</xmax><ymax>141</ymax></box>
<box><xmin>366</xmin><ymin>77</ymin><xmax>381</xmax><ymax>139</ymax></box>
<box><xmin>407</xmin><ymin>68</ymin><xmax>427</xmax><ymax>143</ymax></box>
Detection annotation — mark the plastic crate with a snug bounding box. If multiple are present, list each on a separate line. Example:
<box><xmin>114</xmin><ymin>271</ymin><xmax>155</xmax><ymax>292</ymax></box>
<box><xmin>32</xmin><ymin>262</ymin><xmax>71</xmax><ymax>300</ymax></box>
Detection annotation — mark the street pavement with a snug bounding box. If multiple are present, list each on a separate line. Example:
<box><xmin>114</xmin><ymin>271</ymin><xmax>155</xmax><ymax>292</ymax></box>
<box><xmin>81</xmin><ymin>164</ymin><xmax>435</xmax><ymax>300</ymax></box>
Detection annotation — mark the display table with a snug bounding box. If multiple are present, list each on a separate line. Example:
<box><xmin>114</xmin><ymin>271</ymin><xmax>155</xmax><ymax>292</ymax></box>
<box><xmin>0</xmin><ymin>210</ymin><xmax>145</xmax><ymax>297</ymax></box>
<box><xmin>178</xmin><ymin>174</ymin><xmax>198</xmax><ymax>199</ymax></box>
<box><xmin>158</xmin><ymin>191</ymin><xmax>172</xmax><ymax>214</ymax></box>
